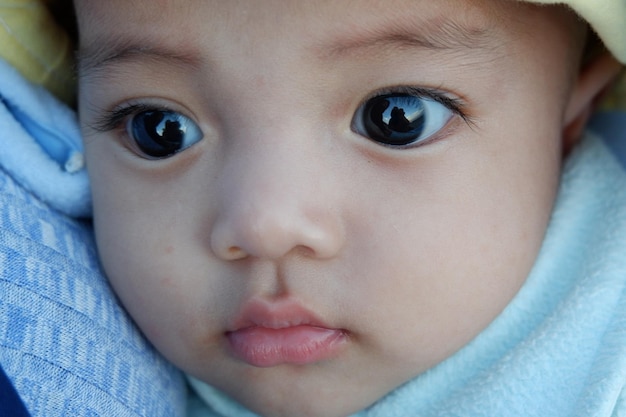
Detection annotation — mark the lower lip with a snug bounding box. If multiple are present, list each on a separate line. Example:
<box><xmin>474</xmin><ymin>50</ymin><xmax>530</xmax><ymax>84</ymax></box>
<box><xmin>226</xmin><ymin>325</ymin><xmax>347</xmax><ymax>367</ymax></box>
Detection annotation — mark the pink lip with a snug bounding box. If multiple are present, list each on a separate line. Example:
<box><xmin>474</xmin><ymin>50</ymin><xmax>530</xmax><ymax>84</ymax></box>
<box><xmin>226</xmin><ymin>299</ymin><xmax>348</xmax><ymax>367</ymax></box>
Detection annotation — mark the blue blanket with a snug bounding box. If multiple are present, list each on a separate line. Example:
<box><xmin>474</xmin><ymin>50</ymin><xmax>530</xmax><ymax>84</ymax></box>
<box><xmin>0</xmin><ymin>58</ymin><xmax>187</xmax><ymax>417</ymax></box>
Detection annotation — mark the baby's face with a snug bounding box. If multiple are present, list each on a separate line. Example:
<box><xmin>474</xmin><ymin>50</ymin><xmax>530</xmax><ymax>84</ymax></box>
<box><xmin>76</xmin><ymin>1</ymin><xmax>584</xmax><ymax>416</ymax></box>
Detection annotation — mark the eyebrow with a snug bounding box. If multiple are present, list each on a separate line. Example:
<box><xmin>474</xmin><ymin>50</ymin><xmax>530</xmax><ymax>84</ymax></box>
<box><xmin>77</xmin><ymin>36</ymin><xmax>203</xmax><ymax>79</ymax></box>
<box><xmin>77</xmin><ymin>16</ymin><xmax>499</xmax><ymax>79</ymax></box>
<box><xmin>319</xmin><ymin>17</ymin><xmax>499</xmax><ymax>60</ymax></box>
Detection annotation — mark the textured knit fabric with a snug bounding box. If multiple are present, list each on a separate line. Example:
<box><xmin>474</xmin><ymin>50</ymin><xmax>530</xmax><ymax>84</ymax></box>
<box><xmin>189</xmin><ymin>112</ymin><xmax>626</xmax><ymax>416</ymax></box>
<box><xmin>0</xmin><ymin>58</ymin><xmax>187</xmax><ymax>416</ymax></box>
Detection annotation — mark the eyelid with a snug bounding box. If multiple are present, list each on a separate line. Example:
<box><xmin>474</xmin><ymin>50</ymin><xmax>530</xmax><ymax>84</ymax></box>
<box><xmin>90</xmin><ymin>102</ymin><xmax>169</xmax><ymax>133</ymax></box>
<box><xmin>88</xmin><ymin>98</ymin><xmax>203</xmax><ymax>134</ymax></box>
<box><xmin>357</xmin><ymin>85</ymin><xmax>468</xmax><ymax>120</ymax></box>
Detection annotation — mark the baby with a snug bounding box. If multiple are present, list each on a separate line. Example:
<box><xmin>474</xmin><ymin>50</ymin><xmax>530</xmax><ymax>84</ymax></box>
<box><xmin>74</xmin><ymin>1</ymin><xmax>626</xmax><ymax>416</ymax></box>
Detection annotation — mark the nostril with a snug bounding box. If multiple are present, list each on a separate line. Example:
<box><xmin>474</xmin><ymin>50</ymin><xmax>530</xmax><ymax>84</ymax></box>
<box><xmin>216</xmin><ymin>245</ymin><xmax>247</xmax><ymax>261</ymax></box>
<box><xmin>227</xmin><ymin>246</ymin><xmax>246</xmax><ymax>258</ymax></box>
<box><xmin>210</xmin><ymin>199</ymin><xmax>345</xmax><ymax>261</ymax></box>
<box><xmin>210</xmin><ymin>214</ymin><xmax>345</xmax><ymax>261</ymax></box>
<box><xmin>209</xmin><ymin>223</ymin><xmax>249</xmax><ymax>260</ymax></box>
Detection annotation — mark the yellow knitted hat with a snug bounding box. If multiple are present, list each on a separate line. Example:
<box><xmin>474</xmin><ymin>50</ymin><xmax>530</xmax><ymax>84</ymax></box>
<box><xmin>523</xmin><ymin>0</ymin><xmax>626</xmax><ymax>64</ymax></box>
<box><xmin>0</xmin><ymin>0</ymin><xmax>75</xmax><ymax>104</ymax></box>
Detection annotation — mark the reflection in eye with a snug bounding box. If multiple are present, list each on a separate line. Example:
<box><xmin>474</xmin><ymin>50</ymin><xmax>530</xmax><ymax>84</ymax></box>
<box><xmin>129</xmin><ymin>110</ymin><xmax>203</xmax><ymax>158</ymax></box>
<box><xmin>353</xmin><ymin>93</ymin><xmax>454</xmax><ymax>147</ymax></box>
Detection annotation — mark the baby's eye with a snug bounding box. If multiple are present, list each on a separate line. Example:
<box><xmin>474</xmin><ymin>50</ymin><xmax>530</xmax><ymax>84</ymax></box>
<box><xmin>128</xmin><ymin>109</ymin><xmax>203</xmax><ymax>158</ymax></box>
<box><xmin>352</xmin><ymin>92</ymin><xmax>454</xmax><ymax>147</ymax></box>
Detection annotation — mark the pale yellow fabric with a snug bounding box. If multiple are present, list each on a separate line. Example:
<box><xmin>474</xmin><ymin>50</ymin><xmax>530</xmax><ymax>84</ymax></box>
<box><xmin>0</xmin><ymin>0</ymin><xmax>75</xmax><ymax>104</ymax></box>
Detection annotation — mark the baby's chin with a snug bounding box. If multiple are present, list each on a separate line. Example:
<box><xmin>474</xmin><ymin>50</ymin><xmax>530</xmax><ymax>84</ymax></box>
<box><xmin>191</xmin><ymin>364</ymin><xmax>408</xmax><ymax>417</ymax></box>
<box><xmin>233</xmin><ymin>392</ymin><xmax>373</xmax><ymax>417</ymax></box>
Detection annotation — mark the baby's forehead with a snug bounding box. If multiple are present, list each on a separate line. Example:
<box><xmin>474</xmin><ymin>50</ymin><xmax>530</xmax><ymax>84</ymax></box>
<box><xmin>74</xmin><ymin>0</ymin><xmax>586</xmax><ymax>84</ymax></box>
<box><xmin>73</xmin><ymin>0</ymin><xmax>579</xmax><ymax>40</ymax></box>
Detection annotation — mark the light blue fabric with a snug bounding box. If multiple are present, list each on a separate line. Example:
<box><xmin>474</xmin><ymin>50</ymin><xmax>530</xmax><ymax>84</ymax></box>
<box><xmin>0</xmin><ymin>58</ymin><xmax>187</xmax><ymax>416</ymax></box>
<box><xmin>189</xmin><ymin>115</ymin><xmax>626</xmax><ymax>416</ymax></box>
<box><xmin>589</xmin><ymin>111</ymin><xmax>626</xmax><ymax>170</ymax></box>
<box><xmin>0</xmin><ymin>58</ymin><xmax>90</xmax><ymax>217</ymax></box>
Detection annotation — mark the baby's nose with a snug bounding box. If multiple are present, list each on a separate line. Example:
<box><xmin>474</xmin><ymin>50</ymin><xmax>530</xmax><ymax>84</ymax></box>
<box><xmin>210</xmin><ymin>199</ymin><xmax>344</xmax><ymax>261</ymax></box>
<box><xmin>209</xmin><ymin>141</ymin><xmax>345</xmax><ymax>261</ymax></box>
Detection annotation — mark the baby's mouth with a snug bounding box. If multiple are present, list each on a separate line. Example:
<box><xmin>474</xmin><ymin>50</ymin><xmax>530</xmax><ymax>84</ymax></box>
<box><xmin>226</xmin><ymin>325</ymin><xmax>348</xmax><ymax>367</ymax></box>
<box><xmin>225</xmin><ymin>298</ymin><xmax>348</xmax><ymax>367</ymax></box>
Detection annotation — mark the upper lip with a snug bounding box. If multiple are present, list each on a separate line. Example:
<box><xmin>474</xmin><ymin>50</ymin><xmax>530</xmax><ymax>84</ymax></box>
<box><xmin>227</xmin><ymin>298</ymin><xmax>334</xmax><ymax>332</ymax></box>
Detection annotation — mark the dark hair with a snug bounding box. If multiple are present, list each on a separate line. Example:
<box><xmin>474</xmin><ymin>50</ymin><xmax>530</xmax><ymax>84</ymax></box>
<box><xmin>49</xmin><ymin>0</ymin><xmax>78</xmax><ymax>43</ymax></box>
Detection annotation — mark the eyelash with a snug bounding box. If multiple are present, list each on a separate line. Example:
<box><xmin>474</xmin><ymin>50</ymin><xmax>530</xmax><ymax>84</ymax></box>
<box><xmin>89</xmin><ymin>86</ymin><xmax>472</xmax><ymax>137</ymax></box>
<box><xmin>90</xmin><ymin>102</ymin><xmax>170</xmax><ymax>133</ymax></box>
<box><xmin>360</xmin><ymin>85</ymin><xmax>471</xmax><ymax>123</ymax></box>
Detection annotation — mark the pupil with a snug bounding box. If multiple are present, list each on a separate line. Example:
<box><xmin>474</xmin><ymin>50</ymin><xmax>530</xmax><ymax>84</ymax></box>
<box><xmin>364</xmin><ymin>94</ymin><xmax>426</xmax><ymax>145</ymax></box>
<box><xmin>133</xmin><ymin>111</ymin><xmax>185</xmax><ymax>157</ymax></box>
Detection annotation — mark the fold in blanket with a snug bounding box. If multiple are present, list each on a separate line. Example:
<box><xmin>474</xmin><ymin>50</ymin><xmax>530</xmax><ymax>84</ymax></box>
<box><xmin>0</xmin><ymin>58</ymin><xmax>91</xmax><ymax>217</ymax></box>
